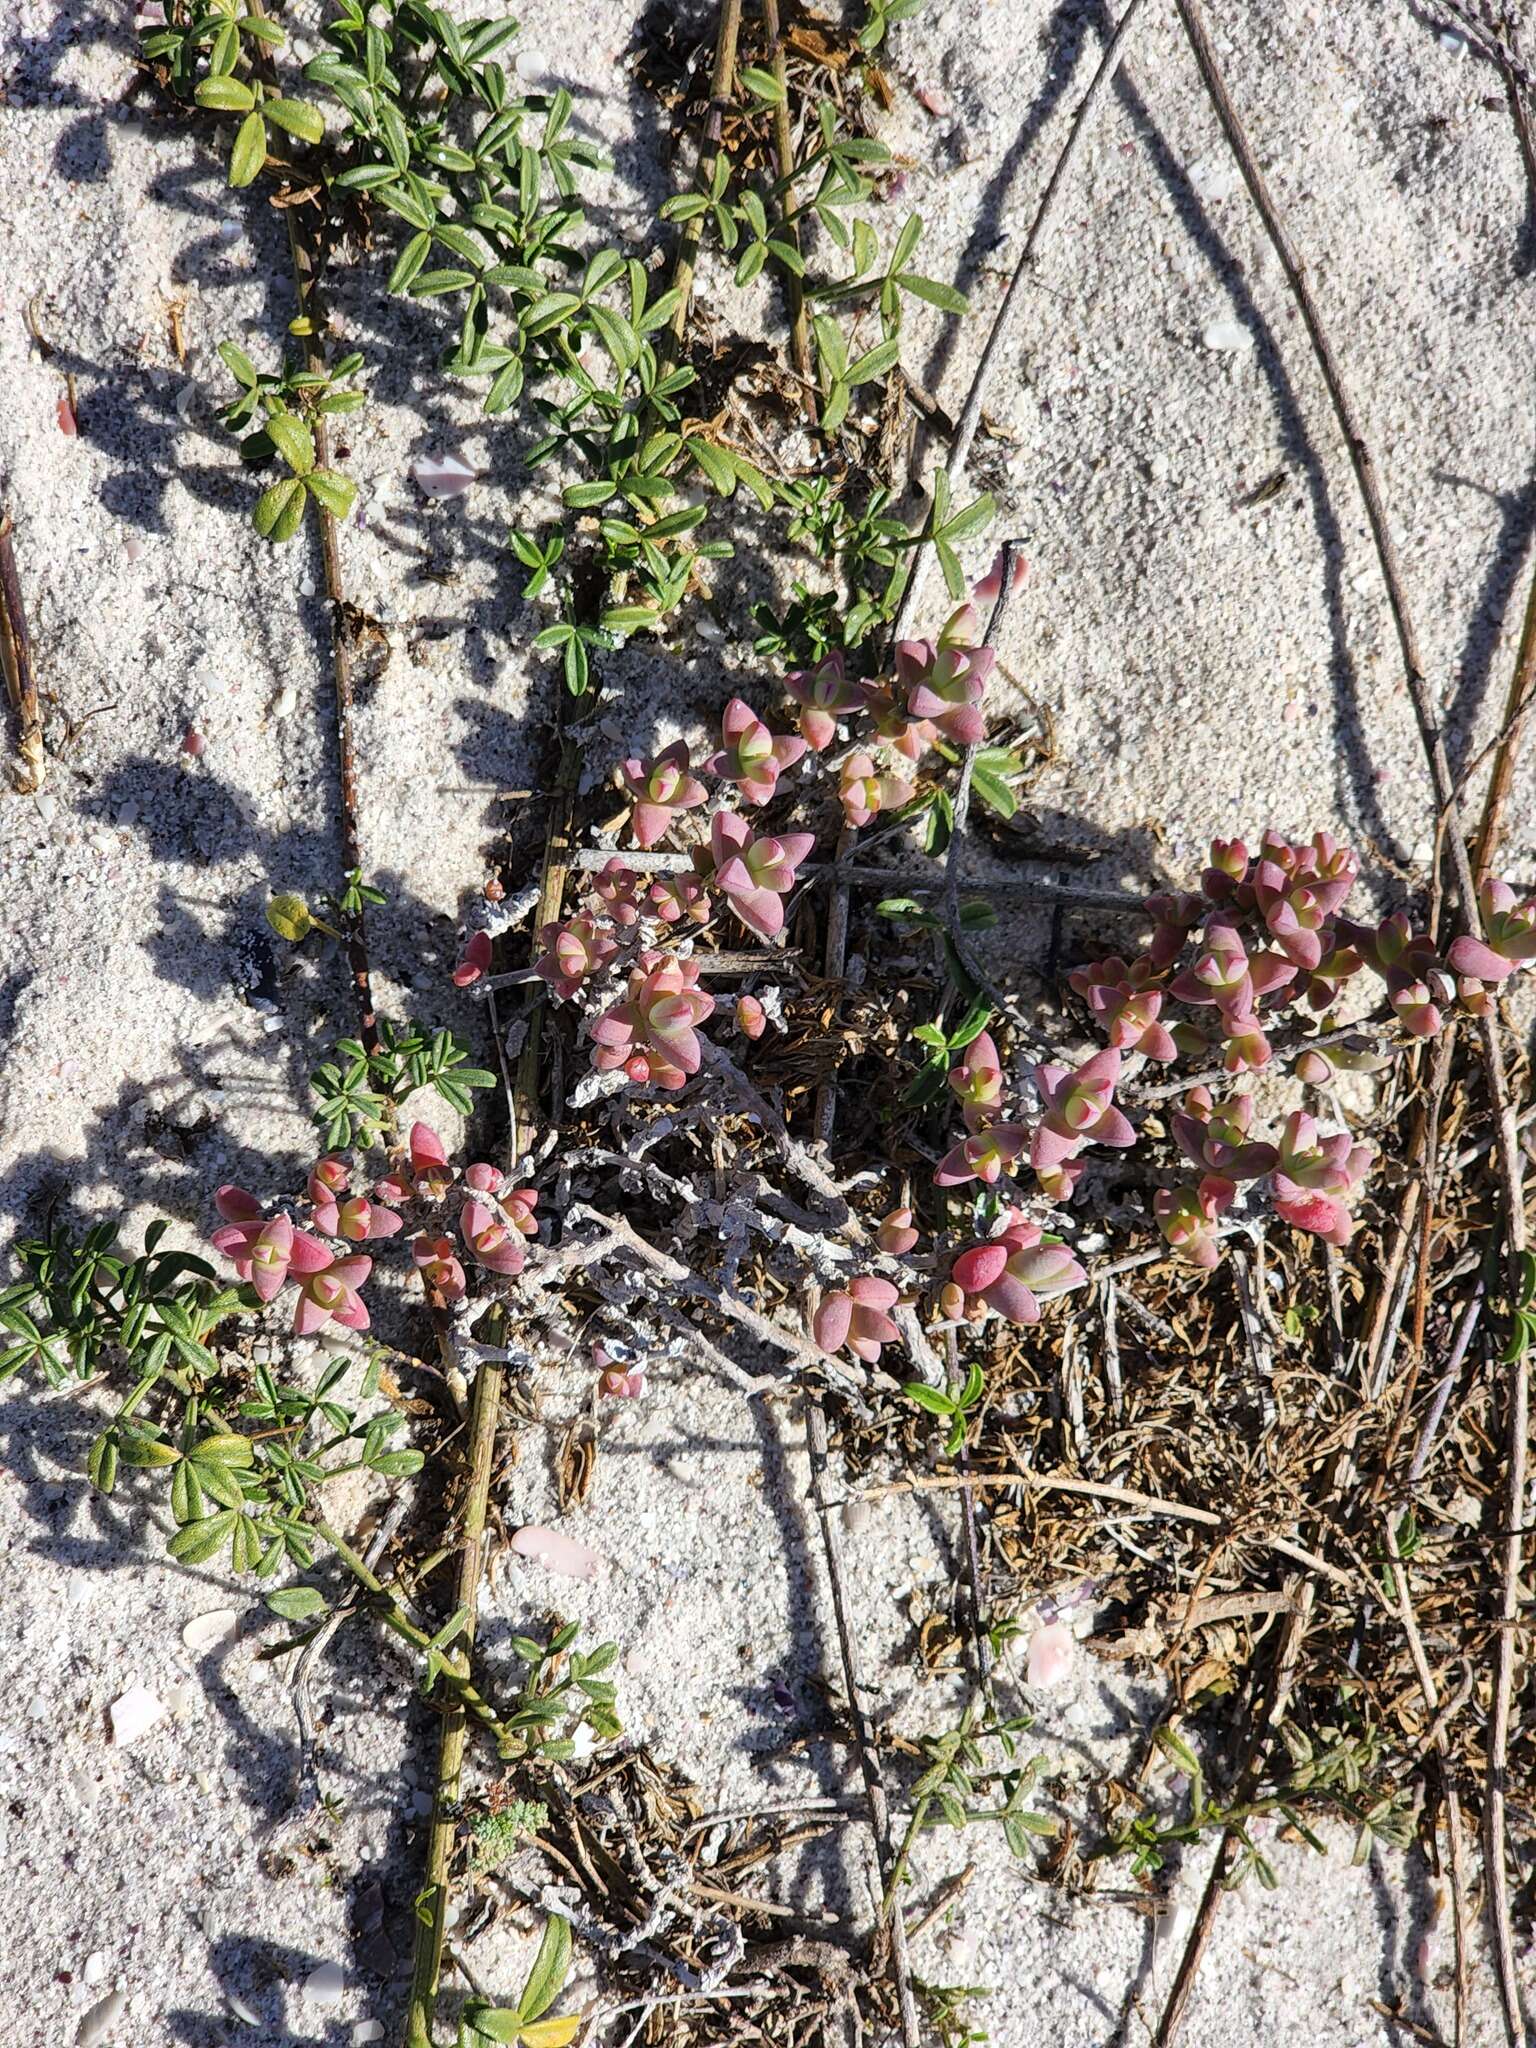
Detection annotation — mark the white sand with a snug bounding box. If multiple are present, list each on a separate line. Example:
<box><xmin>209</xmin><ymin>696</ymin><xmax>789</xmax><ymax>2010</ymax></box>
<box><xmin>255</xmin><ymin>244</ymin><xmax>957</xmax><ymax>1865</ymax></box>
<box><xmin>1</xmin><ymin>1</ymin><xmax>1528</xmax><ymax>2041</ymax></box>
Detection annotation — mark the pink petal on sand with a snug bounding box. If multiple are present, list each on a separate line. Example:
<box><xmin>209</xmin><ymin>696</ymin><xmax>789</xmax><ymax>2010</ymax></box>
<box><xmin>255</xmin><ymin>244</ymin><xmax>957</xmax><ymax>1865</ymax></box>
<box><xmin>510</xmin><ymin>1525</ymin><xmax>601</xmax><ymax>1581</ymax></box>
<box><xmin>411</xmin><ymin>452</ymin><xmax>477</xmax><ymax>498</ymax></box>
<box><xmin>1026</xmin><ymin>1621</ymin><xmax>1075</xmax><ymax>1688</ymax></box>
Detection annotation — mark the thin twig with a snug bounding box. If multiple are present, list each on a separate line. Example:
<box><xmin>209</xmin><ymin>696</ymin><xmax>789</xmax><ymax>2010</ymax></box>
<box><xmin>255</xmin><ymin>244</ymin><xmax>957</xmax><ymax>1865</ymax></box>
<box><xmin>1382</xmin><ymin>1517</ymin><xmax>1470</xmax><ymax>2047</ymax></box>
<box><xmin>852</xmin><ymin>1466</ymin><xmax>1352</xmax><ymax>1586</ymax></box>
<box><xmin>1154</xmin><ymin>1584</ymin><xmax>1312</xmax><ymax>2047</ymax></box>
<box><xmin>891</xmin><ymin>0</ymin><xmax>1149</xmax><ymax>642</ymax></box>
<box><xmin>807</xmin><ymin>1399</ymin><xmax>922</xmax><ymax>2048</ymax></box>
<box><xmin>0</xmin><ymin>510</ymin><xmax>44</xmax><ymax>793</ymax></box>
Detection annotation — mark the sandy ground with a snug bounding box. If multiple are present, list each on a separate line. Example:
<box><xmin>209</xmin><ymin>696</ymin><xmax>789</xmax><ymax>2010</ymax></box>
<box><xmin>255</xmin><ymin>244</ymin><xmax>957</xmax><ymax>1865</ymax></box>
<box><xmin>2</xmin><ymin>0</ymin><xmax>1532</xmax><ymax>2043</ymax></box>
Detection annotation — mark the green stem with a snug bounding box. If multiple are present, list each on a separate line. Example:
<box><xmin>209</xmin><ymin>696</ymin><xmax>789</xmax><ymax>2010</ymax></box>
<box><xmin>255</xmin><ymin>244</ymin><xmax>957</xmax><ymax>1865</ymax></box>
<box><xmin>662</xmin><ymin>0</ymin><xmax>744</xmax><ymax>357</ymax></box>
<box><xmin>403</xmin><ymin>1334</ymin><xmax>506</xmax><ymax>2048</ymax></box>
<box><xmin>317</xmin><ymin>1520</ymin><xmax>510</xmax><ymax>1744</ymax></box>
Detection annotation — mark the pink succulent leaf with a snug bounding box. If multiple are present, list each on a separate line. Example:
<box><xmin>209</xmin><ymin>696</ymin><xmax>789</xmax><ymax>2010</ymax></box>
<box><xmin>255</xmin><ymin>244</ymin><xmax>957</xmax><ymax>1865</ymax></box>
<box><xmin>813</xmin><ymin>1291</ymin><xmax>854</xmax><ymax>1355</ymax></box>
<box><xmin>214</xmin><ymin>1184</ymin><xmax>264</xmax><ymax>1224</ymax></box>
<box><xmin>310</xmin><ymin>1200</ymin><xmax>340</xmax><ymax>1236</ymax></box>
<box><xmin>452</xmin><ymin>929</ymin><xmax>492</xmax><ymax>986</ymax></box>
<box><xmin>877</xmin><ymin>1206</ymin><xmax>920</xmax><ymax>1256</ymax></box>
<box><xmin>1446</xmin><ymin>934</ymin><xmax>1517</xmax><ymax>983</ymax></box>
<box><xmin>953</xmin><ymin>1242</ymin><xmax>1010</xmax><ymax>1294</ymax></box>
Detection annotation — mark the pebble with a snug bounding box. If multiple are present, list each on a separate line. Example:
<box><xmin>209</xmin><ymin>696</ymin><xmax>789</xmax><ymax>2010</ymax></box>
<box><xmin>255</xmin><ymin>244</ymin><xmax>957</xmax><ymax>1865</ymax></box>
<box><xmin>271</xmin><ymin>683</ymin><xmax>298</xmax><ymax>720</ymax></box>
<box><xmin>510</xmin><ymin>1524</ymin><xmax>601</xmax><ymax>1580</ymax></box>
<box><xmin>1188</xmin><ymin>154</ymin><xmax>1240</xmax><ymax>203</ymax></box>
<box><xmin>304</xmin><ymin>1961</ymin><xmax>345</xmax><ymax>2006</ymax></box>
<box><xmin>82</xmin><ymin>1953</ymin><xmax>108</xmax><ymax>1986</ymax></box>
<box><xmin>121</xmin><ymin>534</ymin><xmax>145</xmax><ymax>563</ymax></box>
<box><xmin>353</xmin><ymin>2025</ymin><xmax>384</xmax><ymax>2046</ymax></box>
<box><xmin>411</xmin><ymin>452</ymin><xmax>477</xmax><ymax>499</ymax></box>
<box><xmin>515</xmin><ymin>46</ymin><xmax>551</xmax><ymax>82</ymax></box>
<box><xmin>182</xmin><ymin>1605</ymin><xmax>236</xmax><ymax>1654</ymax></box>
<box><xmin>109</xmin><ymin>1685</ymin><xmax>166</xmax><ymax>1746</ymax></box>
<box><xmin>1201</xmin><ymin>318</ymin><xmax>1253</xmax><ymax>354</ymax></box>
<box><xmin>76</xmin><ymin>1990</ymin><xmax>126</xmax><ymax>2048</ymax></box>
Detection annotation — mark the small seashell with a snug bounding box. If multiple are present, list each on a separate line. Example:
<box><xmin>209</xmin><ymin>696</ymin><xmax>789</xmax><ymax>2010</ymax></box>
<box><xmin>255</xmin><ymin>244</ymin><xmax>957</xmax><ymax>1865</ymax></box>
<box><xmin>841</xmin><ymin>1499</ymin><xmax>872</xmax><ymax>1536</ymax></box>
<box><xmin>57</xmin><ymin>393</ymin><xmax>78</xmax><ymax>436</ymax></box>
<box><xmin>122</xmin><ymin>535</ymin><xmax>145</xmax><ymax>564</ymax></box>
<box><xmin>1025</xmin><ymin>1621</ymin><xmax>1075</xmax><ymax>1689</ymax></box>
<box><xmin>303</xmin><ymin>1962</ymin><xmax>345</xmax><ymax>2007</ymax></box>
<box><xmin>226</xmin><ymin>1992</ymin><xmax>260</xmax><ymax>2026</ymax></box>
<box><xmin>76</xmin><ymin>1990</ymin><xmax>127</xmax><ymax>2048</ymax></box>
<box><xmin>510</xmin><ymin>1524</ymin><xmax>601</xmax><ymax>1581</ymax></box>
<box><xmin>411</xmin><ymin>452</ymin><xmax>477</xmax><ymax>499</ymax></box>
<box><xmin>515</xmin><ymin>47</ymin><xmax>552</xmax><ymax>83</ymax></box>
<box><xmin>352</xmin><ymin>2024</ymin><xmax>385</xmax><ymax>2046</ymax></box>
<box><xmin>109</xmin><ymin>1685</ymin><xmax>166</xmax><ymax>1746</ymax></box>
<box><xmin>82</xmin><ymin>1954</ymin><xmax>108</xmax><ymax>1986</ymax></box>
<box><xmin>182</xmin><ymin>1611</ymin><xmax>235</xmax><ymax>1658</ymax></box>
<box><xmin>1201</xmin><ymin>318</ymin><xmax>1253</xmax><ymax>354</ymax></box>
<box><xmin>271</xmin><ymin>683</ymin><xmax>298</xmax><ymax>720</ymax></box>
<box><xmin>180</xmin><ymin>727</ymin><xmax>206</xmax><ymax>760</ymax></box>
<box><xmin>174</xmin><ymin>382</ymin><xmax>201</xmax><ymax>424</ymax></box>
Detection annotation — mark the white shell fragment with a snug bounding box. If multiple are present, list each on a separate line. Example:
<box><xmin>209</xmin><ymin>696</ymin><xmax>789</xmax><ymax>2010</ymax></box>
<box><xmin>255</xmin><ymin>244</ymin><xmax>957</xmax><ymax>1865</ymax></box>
<box><xmin>226</xmin><ymin>1993</ymin><xmax>260</xmax><ymax>2026</ymax></box>
<box><xmin>352</xmin><ymin>2024</ymin><xmax>385</xmax><ymax>2046</ymax></box>
<box><xmin>1202</xmin><ymin>318</ymin><xmax>1254</xmax><ymax>354</ymax></box>
<box><xmin>510</xmin><ymin>1524</ymin><xmax>601</xmax><ymax>1581</ymax></box>
<box><xmin>411</xmin><ymin>452</ymin><xmax>477</xmax><ymax>499</ymax></box>
<box><xmin>303</xmin><ymin>1961</ymin><xmax>345</xmax><ymax>2007</ymax></box>
<box><xmin>181</xmin><ymin>1609</ymin><xmax>237</xmax><ymax>1653</ymax></box>
<box><xmin>109</xmin><ymin>1685</ymin><xmax>166</xmax><ymax>1746</ymax></box>
<box><xmin>76</xmin><ymin>1991</ymin><xmax>127</xmax><ymax>2048</ymax></box>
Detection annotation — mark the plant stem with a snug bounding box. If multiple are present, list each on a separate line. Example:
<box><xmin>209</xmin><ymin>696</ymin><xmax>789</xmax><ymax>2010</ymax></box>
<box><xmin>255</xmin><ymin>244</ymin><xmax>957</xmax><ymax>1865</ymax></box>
<box><xmin>318</xmin><ymin>1521</ymin><xmax>510</xmax><ymax>1741</ymax></box>
<box><xmin>759</xmin><ymin>0</ymin><xmax>816</xmax><ymax>413</ymax></box>
<box><xmin>404</xmin><ymin>1342</ymin><xmax>505</xmax><ymax>2048</ymax></box>
<box><xmin>245</xmin><ymin>0</ymin><xmax>377</xmax><ymax>1053</ymax></box>
<box><xmin>663</xmin><ymin>0</ymin><xmax>744</xmax><ymax>355</ymax></box>
<box><xmin>0</xmin><ymin>509</ymin><xmax>44</xmax><ymax>793</ymax></box>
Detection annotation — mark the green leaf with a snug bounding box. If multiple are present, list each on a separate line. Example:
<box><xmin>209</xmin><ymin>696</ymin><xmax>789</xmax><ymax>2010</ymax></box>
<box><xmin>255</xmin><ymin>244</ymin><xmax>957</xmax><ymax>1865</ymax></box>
<box><xmin>253</xmin><ymin>477</ymin><xmax>309</xmax><ymax>543</ymax></box>
<box><xmin>229</xmin><ymin>110</ymin><xmax>268</xmax><ymax>189</ymax></box>
<box><xmin>194</xmin><ymin>75</ymin><xmax>256</xmax><ymax>112</ymax></box>
<box><xmin>463</xmin><ymin>2008</ymin><xmax>524</xmax><ymax>2045</ymax></box>
<box><xmin>896</xmin><ymin>272</ymin><xmax>968</xmax><ymax>314</ymax></box>
<box><xmin>216</xmin><ymin>341</ymin><xmax>259</xmax><ymax>389</ymax></box>
<box><xmin>902</xmin><ymin>1382</ymin><xmax>955</xmax><ymax>1418</ymax></box>
<box><xmin>517</xmin><ymin>1915</ymin><xmax>572</xmax><ymax>2024</ymax></box>
<box><xmin>265</xmin><ymin>1586</ymin><xmax>327</xmax><ymax>1621</ymax></box>
<box><xmin>740</xmin><ymin>64</ymin><xmax>785</xmax><ymax>103</ymax></box>
<box><xmin>266</xmin><ymin>412</ymin><xmax>316</xmax><ymax>476</ymax></box>
<box><xmin>306</xmin><ymin>469</ymin><xmax>357</xmax><ymax>521</ymax></box>
<box><xmin>87</xmin><ymin>1430</ymin><xmax>118</xmax><ymax>1496</ymax></box>
<box><xmin>686</xmin><ymin>438</ymin><xmax>734</xmax><ymax>495</ymax></box>
<box><xmin>846</xmin><ymin>336</ymin><xmax>900</xmax><ymax>387</ymax></box>
<box><xmin>388</xmin><ymin>230</ymin><xmax>433</xmax><ymax>294</ymax></box>
<box><xmin>167</xmin><ymin>1510</ymin><xmax>238</xmax><ymax>1565</ymax></box>
<box><xmin>264</xmin><ymin>97</ymin><xmax>326</xmax><ymax>144</ymax></box>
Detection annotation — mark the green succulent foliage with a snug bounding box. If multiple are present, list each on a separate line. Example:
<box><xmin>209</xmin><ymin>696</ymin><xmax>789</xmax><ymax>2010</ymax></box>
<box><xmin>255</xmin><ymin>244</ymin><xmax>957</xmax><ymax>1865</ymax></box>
<box><xmin>2</xmin><ymin>1220</ymin><xmax>239</xmax><ymax>1390</ymax></box>
<box><xmin>217</xmin><ymin>342</ymin><xmax>361</xmax><ymax>543</ymax></box>
<box><xmin>503</xmin><ymin>1623</ymin><xmax>623</xmax><ymax>1755</ymax></box>
<box><xmin>858</xmin><ymin>0</ymin><xmax>926</xmax><ymax>53</ymax></box>
<box><xmin>1</xmin><ymin>1224</ymin><xmax>417</xmax><ymax>1576</ymax></box>
<box><xmin>310</xmin><ymin>1019</ymin><xmax>495</xmax><ymax>1149</ymax></box>
<box><xmin>904</xmin><ymin>1359</ymin><xmax>986</xmax><ymax>1458</ymax></box>
<box><xmin>1500</xmin><ymin>1247</ymin><xmax>1536</xmax><ymax>1362</ymax></box>
<box><xmin>142</xmin><ymin>0</ymin><xmax>325</xmax><ymax>188</ymax></box>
